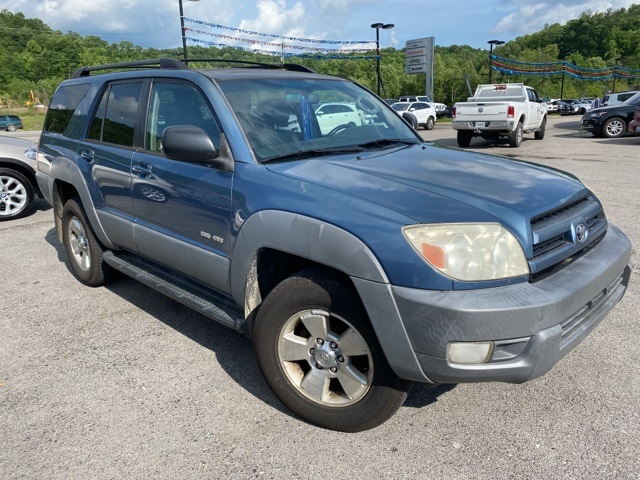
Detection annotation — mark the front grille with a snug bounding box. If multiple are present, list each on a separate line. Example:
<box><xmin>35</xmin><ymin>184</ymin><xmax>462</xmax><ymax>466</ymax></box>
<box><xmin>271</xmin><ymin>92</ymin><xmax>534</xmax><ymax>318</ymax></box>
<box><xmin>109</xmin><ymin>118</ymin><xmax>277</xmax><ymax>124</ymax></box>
<box><xmin>529</xmin><ymin>194</ymin><xmax>607</xmax><ymax>280</ymax></box>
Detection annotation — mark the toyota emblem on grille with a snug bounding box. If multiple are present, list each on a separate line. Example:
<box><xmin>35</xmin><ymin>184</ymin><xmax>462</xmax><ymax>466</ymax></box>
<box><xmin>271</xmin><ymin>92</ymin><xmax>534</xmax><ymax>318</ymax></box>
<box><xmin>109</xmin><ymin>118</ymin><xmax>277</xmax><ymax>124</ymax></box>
<box><xmin>576</xmin><ymin>223</ymin><xmax>588</xmax><ymax>243</ymax></box>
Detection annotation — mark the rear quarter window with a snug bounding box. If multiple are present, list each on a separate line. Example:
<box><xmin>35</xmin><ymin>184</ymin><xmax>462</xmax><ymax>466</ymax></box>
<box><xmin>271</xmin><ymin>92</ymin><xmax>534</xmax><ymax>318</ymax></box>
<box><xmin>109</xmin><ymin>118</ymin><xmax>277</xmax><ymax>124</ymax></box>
<box><xmin>44</xmin><ymin>84</ymin><xmax>92</xmax><ymax>136</ymax></box>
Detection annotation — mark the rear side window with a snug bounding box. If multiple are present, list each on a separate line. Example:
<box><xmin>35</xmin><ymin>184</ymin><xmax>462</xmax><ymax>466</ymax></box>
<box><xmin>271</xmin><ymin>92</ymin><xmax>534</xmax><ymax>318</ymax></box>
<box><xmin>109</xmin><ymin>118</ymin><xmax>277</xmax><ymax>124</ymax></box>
<box><xmin>44</xmin><ymin>84</ymin><xmax>91</xmax><ymax>135</ymax></box>
<box><xmin>88</xmin><ymin>82</ymin><xmax>143</xmax><ymax>147</ymax></box>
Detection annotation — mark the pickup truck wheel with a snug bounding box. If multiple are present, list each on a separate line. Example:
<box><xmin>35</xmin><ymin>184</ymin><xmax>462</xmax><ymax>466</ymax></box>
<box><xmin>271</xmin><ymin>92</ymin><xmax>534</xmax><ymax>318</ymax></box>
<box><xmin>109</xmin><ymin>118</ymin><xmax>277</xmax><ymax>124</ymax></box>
<box><xmin>425</xmin><ymin>116</ymin><xmax>435</xmax><ymax>130</ymax></box>
<box><xmin>62</xmin><ymin>198</ymin><xmax>113</xmax><ymax>287</ymax></box>
<box><xmin>0</xmin><ymin>168</ymin><xmax>34</xmax><ymax>221</ymax></box>
<box><xmin>456</xmin><ymin>130</ymin><xmax>473</xmax><ymax>147</ymax></box>
<box><xmin>253</xmin><ymin>269</ymin><xmax>410</xmax><ymax>432</ymax></box>
<box><xmin>534</xmin><ymin>116</ymin><xmax>546</xmax><ymax>140</ymax></box>
<box><xmin>602</xmin><ymin>117</ymin><xmax>626</xmax><ymax>138</ymax></box>
<box><xmin>508</xmin><ymin>122</ymin><xmax>523</xmax><ymax>147</ymax></box>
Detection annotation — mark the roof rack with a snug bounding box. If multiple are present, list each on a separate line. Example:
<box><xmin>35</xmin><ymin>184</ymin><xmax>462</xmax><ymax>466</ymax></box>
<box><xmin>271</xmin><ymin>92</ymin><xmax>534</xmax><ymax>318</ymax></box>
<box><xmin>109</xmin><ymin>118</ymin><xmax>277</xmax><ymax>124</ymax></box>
<box><xmin>185</xmin><ymin>58</ymin><xmax>316</xmax><ymax>73</ymax></box>
<box><xmin>72</xmin><ymin>58</ymin><xmax>187</xmax><ymax>78</ymax></box>
<box><xmin>72</xmin><ymin>57</ymin><xmax>316</xmax><ymax>78</ymax></box>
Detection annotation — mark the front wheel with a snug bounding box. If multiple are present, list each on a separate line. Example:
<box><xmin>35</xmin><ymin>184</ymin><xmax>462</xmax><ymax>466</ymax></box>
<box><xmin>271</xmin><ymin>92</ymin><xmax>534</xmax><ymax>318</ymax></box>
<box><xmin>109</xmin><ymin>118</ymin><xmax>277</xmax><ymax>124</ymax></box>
<box><xmin>62</xmin><ymin>198</ymin><xmax>114</xmax><ymax>286</ymax></box>
<box><xmin>602</xmin><ymin>117</ymin><xmax>626</xmax><ymax>138</ymax></box>
<box><xmin>253</xmin><ymin>269</ymin><xmax>410</xmax><ymax>432</ymax></box>
<box><xmin>0</xmin><ymin>168</ymin><xmax>34</xmax><ymax>221</ymax></box>
<box><xmin>534</xmin><ymin>116</ymin><xmax>546</xmax><ymax>140</ymax></box>
<box><xmin>508</xmin><ymin>121</ymin><xmax>523</xmax><ymax>147</ymax></box>
<box><xmin>7</xmin><ymin>124</ymin><xmax>17</xmax><ymax>132</ymax></box>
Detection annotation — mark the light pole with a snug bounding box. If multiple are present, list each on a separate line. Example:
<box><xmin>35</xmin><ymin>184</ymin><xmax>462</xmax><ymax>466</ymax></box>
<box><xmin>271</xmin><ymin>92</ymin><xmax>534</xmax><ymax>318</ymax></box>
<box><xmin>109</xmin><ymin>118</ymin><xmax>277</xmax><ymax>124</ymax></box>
<box><xmin>560</xmin><ymin>51</ymin><xmax>571</xmax><ymax>100</ymax></box>
<box><xmin>612</xmin><ymin>56</ymin><xmax>623</xmax><ymax>93</ymax></box>
<box><xmin>371</xmin><ymin>22</ymin><xmax>394</xmax><ymax>96</ymax></box>
<box><xmin>179</xmin><ymin>0</ymin><xmax>200</xmax><ymax>63</ymax></box>
<box><xmin>487</xmin><ymin>40</ymin><xmax>504</xmax><ymax>83</ymax></box>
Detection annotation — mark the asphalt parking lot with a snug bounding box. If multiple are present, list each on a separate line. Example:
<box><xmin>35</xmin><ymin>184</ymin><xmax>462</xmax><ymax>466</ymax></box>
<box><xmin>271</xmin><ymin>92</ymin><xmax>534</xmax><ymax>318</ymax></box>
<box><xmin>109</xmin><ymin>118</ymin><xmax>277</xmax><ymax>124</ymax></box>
<box><xmin>1</xmin><ymin>116</ymin><xmax>638</xmax><ymax>479</ymax></box>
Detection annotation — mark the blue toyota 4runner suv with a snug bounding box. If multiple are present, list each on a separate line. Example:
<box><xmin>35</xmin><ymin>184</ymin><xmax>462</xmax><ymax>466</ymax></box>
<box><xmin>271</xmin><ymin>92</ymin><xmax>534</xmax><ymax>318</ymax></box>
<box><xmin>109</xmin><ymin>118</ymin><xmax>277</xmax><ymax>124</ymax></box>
<box><xmin>35</xmin><ymin>59</ymin><xmax>632</xmax><ymax>432</ymax></box>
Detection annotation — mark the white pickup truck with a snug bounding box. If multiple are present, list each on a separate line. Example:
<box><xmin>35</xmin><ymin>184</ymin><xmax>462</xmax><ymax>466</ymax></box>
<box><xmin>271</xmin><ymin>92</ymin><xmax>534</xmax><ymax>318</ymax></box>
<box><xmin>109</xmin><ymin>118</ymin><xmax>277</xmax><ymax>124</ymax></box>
<box><xmin>452</xmin><ymin>83</ymin><xmax>547</xmax><ymax>148</ymax></box>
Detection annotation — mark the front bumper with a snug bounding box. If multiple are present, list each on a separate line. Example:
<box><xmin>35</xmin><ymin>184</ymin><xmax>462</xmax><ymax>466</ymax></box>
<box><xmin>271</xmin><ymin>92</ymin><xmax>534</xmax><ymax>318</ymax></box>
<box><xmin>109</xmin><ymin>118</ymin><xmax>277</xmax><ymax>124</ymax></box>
<box><xmin>581</xmin><ymin>117</ymin><xmax>602</xmax><ymax>132</ymax></box>
<box><xmin>355</xmin><ymin>225</ymin><xmax>632</xmax><ymax>384</ymax></box>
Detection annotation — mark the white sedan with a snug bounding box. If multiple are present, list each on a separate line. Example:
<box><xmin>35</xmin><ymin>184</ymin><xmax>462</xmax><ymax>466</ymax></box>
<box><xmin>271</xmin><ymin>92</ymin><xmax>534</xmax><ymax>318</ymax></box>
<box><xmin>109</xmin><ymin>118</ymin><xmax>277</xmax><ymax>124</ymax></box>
<box><xmin>391</xmin><ymin>101</ymin><xmax>437</xmax><ymax>130</ymax></box>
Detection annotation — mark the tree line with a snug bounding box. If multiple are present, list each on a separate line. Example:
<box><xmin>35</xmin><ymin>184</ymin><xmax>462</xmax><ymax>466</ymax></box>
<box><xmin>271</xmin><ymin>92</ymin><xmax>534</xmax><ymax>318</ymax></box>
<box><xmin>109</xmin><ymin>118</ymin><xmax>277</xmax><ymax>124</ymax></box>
<box><xmin>1</xmin><ymin>5</ymin><xmax>639</xmax><ymax>108</ymax></box>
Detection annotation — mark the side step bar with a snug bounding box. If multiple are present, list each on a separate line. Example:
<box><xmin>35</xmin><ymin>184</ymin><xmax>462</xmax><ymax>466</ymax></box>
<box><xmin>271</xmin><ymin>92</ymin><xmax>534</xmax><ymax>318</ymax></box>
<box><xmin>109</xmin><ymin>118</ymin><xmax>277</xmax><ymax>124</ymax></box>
<box><xmin>103</xmin><ymin>251</ymin><xmax>245</xmax><ymax>333</ymax></box>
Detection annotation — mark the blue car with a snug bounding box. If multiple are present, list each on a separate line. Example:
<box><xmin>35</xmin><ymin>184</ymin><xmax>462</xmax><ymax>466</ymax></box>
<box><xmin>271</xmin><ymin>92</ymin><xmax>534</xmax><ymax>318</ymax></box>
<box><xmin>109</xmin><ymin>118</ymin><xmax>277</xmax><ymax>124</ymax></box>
<box><xmin>35</xmin><ymin>58</ymin><xmax>632</xmax><ymax>432</ymax></box>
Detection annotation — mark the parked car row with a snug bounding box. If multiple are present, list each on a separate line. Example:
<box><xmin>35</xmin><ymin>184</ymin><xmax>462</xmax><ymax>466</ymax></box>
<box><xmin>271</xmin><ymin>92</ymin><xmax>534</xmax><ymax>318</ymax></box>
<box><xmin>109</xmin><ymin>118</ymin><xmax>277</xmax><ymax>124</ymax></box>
<box><xmin>557</xmin><ymin>99</ymin><xmax>592</xmax><ymax>115</ymax></box>
<box><xmin>581</xmin><ymin>91</ymin><xmax>640</xmax><ymax>138</ymax></box>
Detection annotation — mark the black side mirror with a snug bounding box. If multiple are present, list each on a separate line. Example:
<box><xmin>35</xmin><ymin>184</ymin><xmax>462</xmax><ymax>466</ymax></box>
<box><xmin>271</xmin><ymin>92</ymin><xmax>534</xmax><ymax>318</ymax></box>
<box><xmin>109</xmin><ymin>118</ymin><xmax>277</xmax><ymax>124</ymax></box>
<box><xmin>161</xmin><ymin>126</ymin><xmax>233</xmax><ymax>172</ymax></box>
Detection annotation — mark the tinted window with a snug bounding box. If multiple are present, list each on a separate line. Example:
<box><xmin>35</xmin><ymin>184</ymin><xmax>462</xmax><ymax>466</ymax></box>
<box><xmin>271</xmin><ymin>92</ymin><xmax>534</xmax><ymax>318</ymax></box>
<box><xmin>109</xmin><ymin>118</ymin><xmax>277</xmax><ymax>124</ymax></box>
<box><xmin>145</xmin><ymin>82</ymin><xmax>220</xmax><ymax>153</ymax></box>
<box><xmin>88</xmin><ymin>82</ymin><xmax>142</xmax><ymax>147</ymax></box>
<box><xmin>44</xmin><ymin>84</ymin><xmax>91</xmax><ymax>135</ymax></box>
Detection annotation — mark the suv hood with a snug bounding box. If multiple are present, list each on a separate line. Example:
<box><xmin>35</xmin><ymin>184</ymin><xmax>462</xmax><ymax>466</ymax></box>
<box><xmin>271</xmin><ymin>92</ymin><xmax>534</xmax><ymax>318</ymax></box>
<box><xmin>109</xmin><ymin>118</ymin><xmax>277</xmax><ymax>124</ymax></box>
<box><xmin>266</xmin><ymin>144</ymin><xmax>586</xmax><ymax>238</ymax></box>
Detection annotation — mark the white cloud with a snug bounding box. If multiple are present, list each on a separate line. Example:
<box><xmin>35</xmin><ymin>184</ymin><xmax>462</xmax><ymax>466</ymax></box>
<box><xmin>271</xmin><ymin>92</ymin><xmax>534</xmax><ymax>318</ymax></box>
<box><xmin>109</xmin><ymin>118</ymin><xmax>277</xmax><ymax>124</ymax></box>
<box><xmin>493</xmin><ymin>0</ymin><xmax>638</xmax><ymax>36</ymax></box>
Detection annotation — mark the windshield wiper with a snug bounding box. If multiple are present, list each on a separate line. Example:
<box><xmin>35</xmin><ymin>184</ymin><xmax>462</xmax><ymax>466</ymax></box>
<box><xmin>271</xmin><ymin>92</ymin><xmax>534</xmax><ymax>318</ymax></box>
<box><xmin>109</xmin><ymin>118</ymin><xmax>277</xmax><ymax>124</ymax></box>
<box><xmin>262</xmin><ymin>146</ymin><xmax>364</xmax><ymax>163</ymax></box>
<box><xmin>356</xmin><ymin>138</ymin><xmax>421</xmax><ymax>150</ymax></box>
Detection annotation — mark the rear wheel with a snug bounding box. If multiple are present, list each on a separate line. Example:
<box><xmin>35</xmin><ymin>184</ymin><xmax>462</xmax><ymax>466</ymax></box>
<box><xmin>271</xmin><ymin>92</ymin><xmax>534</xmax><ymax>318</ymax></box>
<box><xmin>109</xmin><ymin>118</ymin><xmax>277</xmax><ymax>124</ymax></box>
<box><xmin>508</xmin><ymin>121</ymin><xmax>523</xmax><ymax>147</ymax></box>
<box><xmin>62</xmin><ymin>198</ymin><xmax>114</xmax><ymax>286</ymax></box>
<box><xmin>602</xmin><ymin>117</ymin><xmax>626</xmax><ymax>138</ymax></box>
<box><xmin>456</xmin><ymin>130</ymin><xmax>473</xmax><ymax>147</ymax></box>
<box><xmin>425</xmin><ymin>116</ymin><xmax>435</xmax><ymax>130</ymax></box>
<box><xmin>253</xmin><ymin>268</ymin><xmax>410</xmax><ymax>432</ymax></box>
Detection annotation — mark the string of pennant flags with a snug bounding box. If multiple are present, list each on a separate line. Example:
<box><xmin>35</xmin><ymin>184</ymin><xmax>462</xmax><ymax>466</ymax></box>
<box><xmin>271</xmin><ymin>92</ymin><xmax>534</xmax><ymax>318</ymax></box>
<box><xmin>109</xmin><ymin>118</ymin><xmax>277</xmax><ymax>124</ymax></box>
<box><xmin>184</xmin><ymin>18</ymin><xmax>375</xmax><ymax>59</ymax></box>
<box><xmin>182</xmin><ymin>21</ymin><xmax>639</xmax><ymax>76</ymax></box>
<box><xmin>491</xmin><ymin>54</ymin><xmax>640</xmax><ymax>80</ymax></box>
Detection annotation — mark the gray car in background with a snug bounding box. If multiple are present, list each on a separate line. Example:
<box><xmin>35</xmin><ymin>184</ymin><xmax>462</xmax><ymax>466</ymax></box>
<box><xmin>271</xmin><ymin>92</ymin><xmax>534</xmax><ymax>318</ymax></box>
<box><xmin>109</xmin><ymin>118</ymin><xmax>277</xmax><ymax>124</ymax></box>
<box><xmin>0</xmin><ymin>136</ymin><xmax>40</xmax><ymax>220</ymax></box>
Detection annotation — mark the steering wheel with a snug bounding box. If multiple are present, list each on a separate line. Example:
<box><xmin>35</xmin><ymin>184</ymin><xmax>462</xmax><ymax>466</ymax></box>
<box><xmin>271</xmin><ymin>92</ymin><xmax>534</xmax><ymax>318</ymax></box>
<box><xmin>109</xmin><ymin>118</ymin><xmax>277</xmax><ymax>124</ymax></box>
<box><xmin>327</xmin><ymin>123</ymin><xmax>355</xmax><ymax>136</ymax></box>
<box><xmin>356</xmin><ymin>96</ymin><xmax>378</xmax><ymax>115</ymax></box>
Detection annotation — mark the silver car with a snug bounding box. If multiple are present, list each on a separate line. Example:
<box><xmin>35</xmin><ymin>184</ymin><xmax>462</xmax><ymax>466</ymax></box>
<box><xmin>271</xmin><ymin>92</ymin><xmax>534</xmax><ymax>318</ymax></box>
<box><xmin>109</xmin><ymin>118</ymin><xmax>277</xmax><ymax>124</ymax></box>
<box><xmin>0</xmin><ymin>136</ymin><xmax>40</xmax><ymax>220</ymax></box>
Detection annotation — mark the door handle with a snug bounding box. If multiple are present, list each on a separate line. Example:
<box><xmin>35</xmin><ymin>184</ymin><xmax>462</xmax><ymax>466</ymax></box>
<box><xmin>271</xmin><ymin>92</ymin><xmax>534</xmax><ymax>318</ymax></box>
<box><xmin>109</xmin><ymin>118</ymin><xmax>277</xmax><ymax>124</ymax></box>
<box><xmin>132</xmin><ymin>163</ymin><xmax>153</xmax><ymax>178</ymax></box>
<box><xmin>80</xmin><ymin>149</ymin><xmax>94</xmax><ymax>162</ymax></box>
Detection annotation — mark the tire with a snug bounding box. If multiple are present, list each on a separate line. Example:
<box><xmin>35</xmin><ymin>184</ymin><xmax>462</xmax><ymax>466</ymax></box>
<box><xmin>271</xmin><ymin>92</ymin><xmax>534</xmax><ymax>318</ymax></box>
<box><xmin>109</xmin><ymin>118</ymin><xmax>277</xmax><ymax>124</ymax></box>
<box><xmin>253</xmin><ymin>268</ymin><xmax>411</xmax><ymax>432</ymax></box>
<box><xmin>425</xmin><ymin>116</ymin><xmax>435</xmax><ymax>130</ymax></box>
<box><xmin>456</xmin><ymin>130</ymin><xmax>473</xmax><ymax>147</ymax></box>
<box><xmin>401</xmin><ymin>112</ymin><xmax>418</xmax><ymax>129</ymax></box>
<box><xmin>602</xmin><ymin>117</ymin><xmax>626</xmax><ymax>138</ymax></box>
<box><xmin>0</xmin><ymin>168</ymin><xmax>34</xmax><ymax>221</ymax></box>
<box><xmin>61</xmin><ymin>198</ymin><xmax>114</xmax><ymax>287</ymax></box>
<box><xmin>508</xmin><ymin>121</ymin><xmax>523</xmax><ymax>147</ymax></box>
<box><xmin>7</xmin><ymin>124</ymin><xmax>17</xmax><ymax>132</ymax></box>
<box><xmin>534</xmin><ymin>116</ymin><xmax>546</xmax><ymax>140</ymax></box>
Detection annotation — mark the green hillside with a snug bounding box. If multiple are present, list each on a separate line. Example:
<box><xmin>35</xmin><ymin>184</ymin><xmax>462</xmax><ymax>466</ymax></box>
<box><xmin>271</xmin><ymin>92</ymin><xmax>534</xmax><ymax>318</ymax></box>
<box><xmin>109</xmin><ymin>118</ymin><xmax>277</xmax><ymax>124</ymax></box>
<box><xmin>1</xmin><ymin>5</ymin><xmax>639</xmax><ymax>109</ymax></box>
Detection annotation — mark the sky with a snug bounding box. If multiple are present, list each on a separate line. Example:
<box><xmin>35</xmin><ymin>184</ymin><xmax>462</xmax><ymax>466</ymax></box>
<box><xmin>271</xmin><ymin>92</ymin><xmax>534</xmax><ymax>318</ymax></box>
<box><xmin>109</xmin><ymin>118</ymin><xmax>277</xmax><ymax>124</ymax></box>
<box><xmin>1</xmin><ymin>0</ymin><xmax>638</xmax><ymax>54</ymax></box>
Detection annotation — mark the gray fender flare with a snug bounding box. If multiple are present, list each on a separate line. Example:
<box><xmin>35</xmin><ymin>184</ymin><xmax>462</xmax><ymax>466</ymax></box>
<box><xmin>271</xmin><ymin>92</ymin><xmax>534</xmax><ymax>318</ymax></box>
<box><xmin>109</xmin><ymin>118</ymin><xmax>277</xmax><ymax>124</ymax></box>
<box><xmin>230</xmin><ymin>210</ymin><xmax>388</xmax><ymax>309</ymax></box>
<box><xmin>49</xmin><ymin>155</ymin><xmax>115</xmax><ymax>249</ymax></box>
<box><xmin>230</xmin><ymin>209</ymin><xmax>429</xmax><ymax>383</ymax></box>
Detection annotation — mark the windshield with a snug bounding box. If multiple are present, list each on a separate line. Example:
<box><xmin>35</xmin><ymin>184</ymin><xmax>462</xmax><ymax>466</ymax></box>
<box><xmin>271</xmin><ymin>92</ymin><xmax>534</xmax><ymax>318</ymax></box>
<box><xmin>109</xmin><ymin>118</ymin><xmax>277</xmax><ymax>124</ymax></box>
<box><xmin>217</xmin><ymin>77</ymin><xmax>420</xmax><ymax>162</ymax></box>
<box><xmin>391</xmin><ymin>103</ymin><xmax>410</xmax><ymax>112</ymax></box>
<box><xmin>623</xmin><ymin>92</ymin><xmax>640</xmax><ymax>106</ymax></box>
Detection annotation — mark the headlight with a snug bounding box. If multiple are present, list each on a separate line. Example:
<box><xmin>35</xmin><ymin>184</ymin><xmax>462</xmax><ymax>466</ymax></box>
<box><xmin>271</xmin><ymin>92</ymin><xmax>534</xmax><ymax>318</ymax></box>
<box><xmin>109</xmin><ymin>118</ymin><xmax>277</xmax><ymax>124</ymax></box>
<box><xmin>590</xmin><ymin>111</ymin><xmax>607</xmax><ymax>117</ymax></box>
<box><xmin>402</xmin><ymin>223</ymin><xmax>529</xmax><ymax>281</ymax></box>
